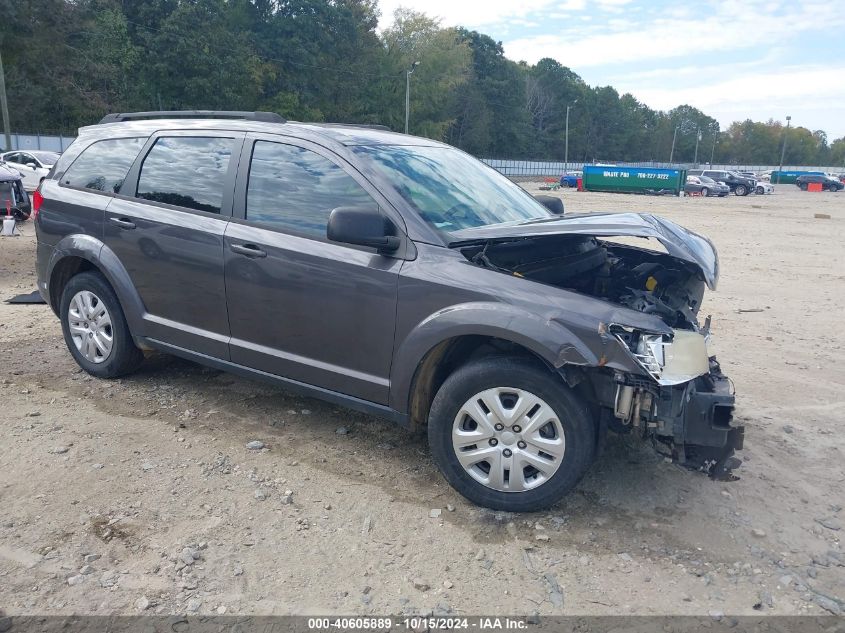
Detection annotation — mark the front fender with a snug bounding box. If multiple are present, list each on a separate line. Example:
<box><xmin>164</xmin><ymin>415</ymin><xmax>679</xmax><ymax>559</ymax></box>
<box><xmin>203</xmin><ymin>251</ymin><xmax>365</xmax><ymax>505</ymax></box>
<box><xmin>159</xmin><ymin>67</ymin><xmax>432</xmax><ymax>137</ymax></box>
<box><xmin>47</xmin><ymin>234</ymin><xmax>147</xmax><ymax>334</ymax></box>
<box><xmin>388</xmin><ymin>301</ymin><xmax>598</xmax><ymax>413</ymax></box>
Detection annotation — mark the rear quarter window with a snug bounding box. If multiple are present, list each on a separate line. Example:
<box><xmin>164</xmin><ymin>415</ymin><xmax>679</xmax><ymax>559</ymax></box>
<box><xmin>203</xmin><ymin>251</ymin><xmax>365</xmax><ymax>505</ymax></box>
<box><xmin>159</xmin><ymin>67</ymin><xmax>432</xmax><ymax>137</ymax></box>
<box><xmin>61</xmin><ymin>137</ymin><xmax>146</xmax><ymax>194</ymax></box>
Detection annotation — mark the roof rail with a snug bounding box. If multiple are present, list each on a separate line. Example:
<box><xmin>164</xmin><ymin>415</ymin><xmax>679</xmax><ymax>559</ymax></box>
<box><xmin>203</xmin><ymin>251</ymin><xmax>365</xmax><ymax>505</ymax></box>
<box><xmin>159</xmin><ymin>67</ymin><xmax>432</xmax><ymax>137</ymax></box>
<box><xmin>310</xmin><ymin>122</ymin><xmax>392</xmax><ymax>132</ymax></box>
<box><xmin>98</xmin><ymin>111</ymin><xmax>286</xmax><ymax>124</ymax></box>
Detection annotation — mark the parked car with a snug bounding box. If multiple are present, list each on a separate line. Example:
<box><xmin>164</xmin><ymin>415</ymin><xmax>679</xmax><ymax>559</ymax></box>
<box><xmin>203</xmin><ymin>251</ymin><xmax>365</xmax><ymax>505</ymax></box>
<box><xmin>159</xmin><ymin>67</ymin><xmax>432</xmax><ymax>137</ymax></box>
<box><xmin>559</xmin><ymin>171</ymin><xmax>582</xmax><ymax>187</ymax></box>
<box><xmin>0</xmin><ymin>162</ymin><xmax>31</xmax><ymax>220</ymax></box>
<box><xmin>795</xmin><ymin>174</ymin><xmax>844</xmax><ymax>191</ymax></box>
<box><xmin>1</xmin><ymin>150</ymin><xmax>60</xmax><ymax>191</ymax></box>
<box><xmin>34</xmin><ymin>111</ymin><xmax>741</xmax><ymax>512</ymax></box>
<box><xmin>688</xmin><ymin>169</ymin><xmax>756</xmax><ymax>196</ymax></box>
<box><xmin>755</xmin><ymin>181</ymin><xmax>774</xmax><ymax>195</ymax></box>
<box><xmin>685</xmin><ymin>175</ymin><xmax>729</xmax><ymax>197</ymax></box>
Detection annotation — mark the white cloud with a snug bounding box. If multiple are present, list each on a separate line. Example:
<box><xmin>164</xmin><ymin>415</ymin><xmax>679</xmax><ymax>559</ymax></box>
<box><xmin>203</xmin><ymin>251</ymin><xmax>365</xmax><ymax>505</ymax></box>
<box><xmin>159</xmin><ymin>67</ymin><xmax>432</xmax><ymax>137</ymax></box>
<box><xmin>503</xmin><ymin>2</ymin><xmax>845</xmax><ymax>66</ymax></box>
<box><xmin>624</xmin><ymin>65</ymin><xmax>845</xmax><ymax>137</ymax></box>
<box><xmin>377</xmin><ymin>0</ymin><xmax>558</xmax><ymax>29</ymax></box>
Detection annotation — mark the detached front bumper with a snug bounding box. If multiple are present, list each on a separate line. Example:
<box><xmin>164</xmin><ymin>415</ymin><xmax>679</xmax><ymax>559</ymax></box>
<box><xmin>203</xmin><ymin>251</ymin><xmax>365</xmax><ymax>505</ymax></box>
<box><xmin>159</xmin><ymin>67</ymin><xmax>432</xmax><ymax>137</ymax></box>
<box><xmin>655</xmin><ymin>359</ymin><xmax>743</xmax><ymax>480</ymax></box>
<box><xmin>605</xmin><ymin>358</ymin><xmax>743</xmax><ymax>480</ymax></box>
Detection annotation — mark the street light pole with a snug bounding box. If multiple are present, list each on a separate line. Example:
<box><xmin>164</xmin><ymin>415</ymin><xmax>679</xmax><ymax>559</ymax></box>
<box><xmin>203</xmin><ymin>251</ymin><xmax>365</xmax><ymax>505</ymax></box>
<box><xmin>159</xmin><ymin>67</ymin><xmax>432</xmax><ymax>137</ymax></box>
<box><xmin>404</xmin><ymin>61</ymin><xmax>419</xmax><ymax>135</ymax></box>
<box><xmin>693</xmin><ymin>126</ymin><xmax>701</xmax><ymax>166</ymax></box>
<box><xmin>0</xmin><ymin>50</ymin><xmax>11</xmax><ymax>152</ymax></box>
<box><xmin>777</xmin><ymin>115</ymin><xmax>791</xmax><ymax>185</ymax></box>
<box><xmin>669</xmin><ymin>125</ymin><xmax>679</xmax><ymax>163</ymax></box>
<box><xmin>710</xmin><ymin>135</ymin><xmax>717</xmax><ymax>165</ymax></box>
<box><xmin>564</xmin><ymin>99</ymin><xmax>577</xmax><ymax>175</ymax></box>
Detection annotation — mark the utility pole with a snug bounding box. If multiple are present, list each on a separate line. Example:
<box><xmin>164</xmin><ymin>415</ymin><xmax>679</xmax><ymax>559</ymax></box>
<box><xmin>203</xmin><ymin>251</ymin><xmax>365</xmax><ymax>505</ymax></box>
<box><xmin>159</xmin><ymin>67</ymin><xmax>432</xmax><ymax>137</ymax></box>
<box><xmin>564</xmin><ymin>99</ymin><xmax>577</xmax><ymax>175</ymax></box>
<box><xmin>777</xmin><ymin>115</ymin><xmax>791</xmax><ymax>185</ymax></box>
<box><xmin>693</xmin><ymin>126</ymin><xmax>701</xmax><ymax>166</ymax></box>
<box><xmin>710</xmin><ymin>135</ymin><xmax>717</xmax><ymax>165</ymax></box>
<box><xmin>0</xmin><ymin>50</ymin><xmax>11</xmax><ymax>152</ymax></box>
<box><xmin>404</xmin><ymin>61</ymin><xmax>419</xmax><ymax>135</ymax></box>
<box><xmin>669</xmin><ymin>125</ymin><xmax>679</xmax><ymax>163</ymax></box>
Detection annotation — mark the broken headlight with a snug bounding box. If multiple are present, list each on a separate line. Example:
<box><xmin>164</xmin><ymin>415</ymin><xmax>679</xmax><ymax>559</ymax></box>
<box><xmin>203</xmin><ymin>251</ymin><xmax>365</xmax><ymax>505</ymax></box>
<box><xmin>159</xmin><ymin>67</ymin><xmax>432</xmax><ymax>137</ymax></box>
<box><xmin>610</xmin><ymin>326</ymin><xmax>667</xmax><ymax>381</ymax></box>
<box><xmin>634</xmin><ymin>333</ymin><xmax>665</xmax><ymax>380</ymax></box>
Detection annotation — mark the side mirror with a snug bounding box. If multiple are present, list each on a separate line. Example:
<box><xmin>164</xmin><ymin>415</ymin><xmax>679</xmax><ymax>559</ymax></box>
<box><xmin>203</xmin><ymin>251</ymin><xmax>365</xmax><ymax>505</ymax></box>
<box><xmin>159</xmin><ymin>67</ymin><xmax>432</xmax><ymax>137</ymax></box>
<box><xmin>534</xmin><ymin>194</ymin><xmax>564</xmax><ymax>215</ymax></box>
<box><xmin>327</xmin><ymin>206</ymin><xmax>401</xmax><ymax>254</ymax></box>
<box><xmin>26</xmin><ymin>162</ymin><xmax>37</xmax><ymax>169</ymax></box>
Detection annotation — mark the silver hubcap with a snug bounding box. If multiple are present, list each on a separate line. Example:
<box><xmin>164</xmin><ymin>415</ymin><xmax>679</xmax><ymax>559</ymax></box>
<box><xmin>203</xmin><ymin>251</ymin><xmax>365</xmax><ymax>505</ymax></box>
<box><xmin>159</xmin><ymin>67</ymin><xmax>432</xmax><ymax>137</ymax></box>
<box><xmin>451</xmin><ymin>387</ymin><xmax>565</xmax><ymax>493</ymax></box>
<box><xmin>68</xmin><ymin>290</ymin><xmax>113</xmax><ymax>364</ymax></box>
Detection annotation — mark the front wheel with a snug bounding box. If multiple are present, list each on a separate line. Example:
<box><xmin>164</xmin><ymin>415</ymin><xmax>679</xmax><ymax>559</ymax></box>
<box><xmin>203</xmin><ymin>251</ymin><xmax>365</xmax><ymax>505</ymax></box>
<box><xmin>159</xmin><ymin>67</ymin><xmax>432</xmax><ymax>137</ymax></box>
<box><xmin>800</xmin><ymin>183</ymin><xmax>808</xmax><ymax>191</ymax></box>
<box><xmin>427</xmin><ymin>357</ymin><xmax>595</xmax><ymax>511</ymax></box>
<box><xmin>734</xmin><ymin>184</ymin><xmax>748</xmax><ymax>196</ymax></box>
<box><xmin>700</xmin><ymin>187</ymin><xmax>709</xmax><ymax>197</ymax></box>
<box><xmin>756</xmin><ymin>186</ymin><xmax>764</xmax><ymax>195</ymax></box>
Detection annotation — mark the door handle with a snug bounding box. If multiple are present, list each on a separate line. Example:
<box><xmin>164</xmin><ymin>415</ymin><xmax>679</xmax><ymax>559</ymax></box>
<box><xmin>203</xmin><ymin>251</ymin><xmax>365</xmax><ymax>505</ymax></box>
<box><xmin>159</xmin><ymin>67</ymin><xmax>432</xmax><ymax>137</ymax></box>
<box><xmin>230</xmin><ymin>243</ymin><xmax>267</xmax><ymax>258</ymax></box>
<box><xmin>108</xmin><ymin>217</ymin><xmax>136</xmax><ymax>230</ymax></box>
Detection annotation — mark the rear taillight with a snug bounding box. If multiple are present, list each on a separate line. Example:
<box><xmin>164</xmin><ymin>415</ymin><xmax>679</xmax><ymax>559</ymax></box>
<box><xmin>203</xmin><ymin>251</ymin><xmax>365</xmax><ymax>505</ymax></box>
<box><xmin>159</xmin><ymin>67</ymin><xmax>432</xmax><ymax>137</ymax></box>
<box><xmin>32</xmin><ymin>189</ymin><xmax>43</xmax><ymax>220</ymax></box>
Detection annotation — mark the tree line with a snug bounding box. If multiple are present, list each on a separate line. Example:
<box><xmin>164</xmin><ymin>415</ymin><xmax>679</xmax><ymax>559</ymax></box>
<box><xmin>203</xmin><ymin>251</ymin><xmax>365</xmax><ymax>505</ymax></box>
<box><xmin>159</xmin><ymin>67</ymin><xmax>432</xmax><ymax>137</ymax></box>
<box><xmin>2</xmin><ymin>0</ymin><xmax>843</xmax><ymax>167</ymax></box>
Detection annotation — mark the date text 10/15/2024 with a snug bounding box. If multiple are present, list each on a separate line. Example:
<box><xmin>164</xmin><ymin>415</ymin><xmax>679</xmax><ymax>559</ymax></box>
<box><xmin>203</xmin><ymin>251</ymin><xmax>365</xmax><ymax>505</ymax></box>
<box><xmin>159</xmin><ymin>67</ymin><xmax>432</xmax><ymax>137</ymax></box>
<box><xmin>307</xmin><ymin>617</ymin><xmax>530</xmax><ymax>630</ymax></box>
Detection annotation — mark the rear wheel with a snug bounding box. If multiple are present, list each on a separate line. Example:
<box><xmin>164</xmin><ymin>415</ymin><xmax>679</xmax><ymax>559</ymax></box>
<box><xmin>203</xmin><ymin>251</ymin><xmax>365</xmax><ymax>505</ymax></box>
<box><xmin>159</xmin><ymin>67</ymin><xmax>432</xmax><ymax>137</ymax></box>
<box><xmin>60</xmin><ymin>271</ymin><xmax>143</xmax><ymax>378</ymax></box>
<box><xmin>427</xmin><ymin>357</ymin><xmax>595</xmax><ymax>511</ymax></box>
<box><xmin>734</xmin><ymin>184</ymin><xmax>748</xmax><ymax>196</ymax></box>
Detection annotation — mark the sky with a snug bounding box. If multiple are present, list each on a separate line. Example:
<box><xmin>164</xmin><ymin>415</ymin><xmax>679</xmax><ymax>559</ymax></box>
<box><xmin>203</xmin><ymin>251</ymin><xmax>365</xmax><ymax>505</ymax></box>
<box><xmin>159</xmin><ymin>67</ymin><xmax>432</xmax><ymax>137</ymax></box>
<box><xmin>377</xmin><ymin>0</ymin><xmax>845</xmax><ymax>140</ymax></box>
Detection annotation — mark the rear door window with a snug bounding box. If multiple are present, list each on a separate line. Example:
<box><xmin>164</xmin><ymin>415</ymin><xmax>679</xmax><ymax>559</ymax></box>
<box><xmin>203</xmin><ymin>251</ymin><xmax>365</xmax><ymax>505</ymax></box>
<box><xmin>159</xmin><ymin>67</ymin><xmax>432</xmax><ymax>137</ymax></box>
<box><xmin>136</xmin><ymin>137</ymin><xmax>237</xmax><ymax>214</ymax></box>
<box><xmin>62</xmin><ymin>137</ymin><xmax>146</xmax><ymax>193</ymax></box>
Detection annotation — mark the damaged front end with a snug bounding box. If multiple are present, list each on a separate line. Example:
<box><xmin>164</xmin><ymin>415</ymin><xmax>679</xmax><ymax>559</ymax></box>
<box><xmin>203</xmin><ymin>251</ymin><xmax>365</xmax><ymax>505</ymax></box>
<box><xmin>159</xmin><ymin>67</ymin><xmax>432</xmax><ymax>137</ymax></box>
<box><xmin>452</xmin><ymin>212</ymin><xmax>743</xmax><ymax>480</ymax></box>
<box><xmin>606</xmin><ymin>328</ymin><xmax>742</xmax><ymax>480</ymax></box>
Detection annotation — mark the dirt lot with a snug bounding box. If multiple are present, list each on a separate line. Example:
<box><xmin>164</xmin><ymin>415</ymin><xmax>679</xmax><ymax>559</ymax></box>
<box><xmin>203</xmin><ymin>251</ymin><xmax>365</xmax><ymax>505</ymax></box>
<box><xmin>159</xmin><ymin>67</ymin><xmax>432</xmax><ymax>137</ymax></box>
<box><xmin>0</xmin><ymin>185</ymin><xmax>843</xmax><ymax>618</ymax></box>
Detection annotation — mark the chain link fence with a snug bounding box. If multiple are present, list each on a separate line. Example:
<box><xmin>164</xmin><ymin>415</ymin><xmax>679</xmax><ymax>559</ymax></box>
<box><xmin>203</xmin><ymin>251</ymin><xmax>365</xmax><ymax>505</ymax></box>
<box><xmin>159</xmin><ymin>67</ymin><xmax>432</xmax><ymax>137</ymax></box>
<box><xmin>481</xmin><ymin>158</ymin><xmax>844</xmax><ymax>178</ymax></box>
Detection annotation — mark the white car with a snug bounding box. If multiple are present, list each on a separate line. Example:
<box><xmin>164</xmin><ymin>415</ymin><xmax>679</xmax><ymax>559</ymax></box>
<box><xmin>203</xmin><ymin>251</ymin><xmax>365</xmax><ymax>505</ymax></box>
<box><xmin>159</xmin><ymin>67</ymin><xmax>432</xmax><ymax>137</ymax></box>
<box><xmin>1</xmin><ymin>150</ymin><xmax>60</xmax><ymax>191</ymax></box>
<box><xmin>755</xmin><ymin>181</ymin><xmax>774</xmax><ymax>195</ymax></box>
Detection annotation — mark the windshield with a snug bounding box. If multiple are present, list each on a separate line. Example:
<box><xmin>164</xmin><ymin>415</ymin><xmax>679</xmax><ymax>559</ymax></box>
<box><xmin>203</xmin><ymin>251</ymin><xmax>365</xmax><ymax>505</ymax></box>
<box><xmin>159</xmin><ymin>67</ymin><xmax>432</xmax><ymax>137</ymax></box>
<box><xmin>353</xmin><ymin>145</ymin><xmax>551</xmax><ymax>233</ymax></box>
<box><xmin>30</xmin><ymin>151</ymin><xmax>60</xmax><ymax>165</ymax></box>
<box><xmin>699</xmin><ymin>176</ymin><xmax>717</xmax><ymax>184</ymax></box>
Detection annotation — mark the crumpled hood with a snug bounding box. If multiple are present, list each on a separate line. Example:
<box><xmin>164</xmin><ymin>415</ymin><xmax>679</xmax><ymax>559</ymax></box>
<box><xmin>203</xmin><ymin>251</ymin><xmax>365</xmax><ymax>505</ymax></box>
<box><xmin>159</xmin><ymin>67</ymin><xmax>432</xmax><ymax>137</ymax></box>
<box><xmin>449</xmin><ymin>212</ymin><xmax>720</xmax><ymax>289</ymax></box>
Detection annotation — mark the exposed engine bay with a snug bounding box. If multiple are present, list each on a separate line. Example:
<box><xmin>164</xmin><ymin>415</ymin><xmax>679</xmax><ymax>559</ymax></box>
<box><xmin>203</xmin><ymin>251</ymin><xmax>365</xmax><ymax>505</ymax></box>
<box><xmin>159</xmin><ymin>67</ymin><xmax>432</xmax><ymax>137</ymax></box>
<box><xmin>461</xmin><ymin>234</ymin><xmax>706</xmax><ymax>329</ymax></box>
<box><xmin>459</xmin><ymin>230</ymin><xmax>742</xmax><ymax>481</ymax></box>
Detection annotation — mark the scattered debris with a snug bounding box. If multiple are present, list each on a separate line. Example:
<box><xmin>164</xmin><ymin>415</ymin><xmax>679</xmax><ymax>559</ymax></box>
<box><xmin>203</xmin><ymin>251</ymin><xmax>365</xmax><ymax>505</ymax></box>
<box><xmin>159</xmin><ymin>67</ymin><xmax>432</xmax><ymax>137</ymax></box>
<box><xmin>429</xmin><ymin>508</ymin><xmax>441</xmax><ymax>518</ymax></box>
<box><xmin>543</xmin><ymin>572</ymin><xmax>564</xmax><ymax>608</ymax></box>
<box><xmin>246</xmin><ymin>440</ymin><xmax>265</xmax><ymax>451</ymax></box>
<box><xmin>412</xmin><ymin>578</ymin><xmax>430</xmax><ymax>592</ymax></box>
<box><xmin>815</xmin><ymin>517</ymin><xmax>842</xmax><ymax>531</ymax></box>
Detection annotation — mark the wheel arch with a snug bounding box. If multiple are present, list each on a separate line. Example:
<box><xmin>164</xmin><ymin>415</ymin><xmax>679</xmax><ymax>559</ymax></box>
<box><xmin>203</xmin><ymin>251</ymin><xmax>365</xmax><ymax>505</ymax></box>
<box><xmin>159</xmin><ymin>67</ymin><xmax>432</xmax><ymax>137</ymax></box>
<box><xmin>391</xmin><ymin>303</ymin><xmax>596</xmax><ymax>431</ymax></box>
<box><xmin>47</xmin><ymin>235</ymin><xmax>147</xmax><ymax>335</ymax></box>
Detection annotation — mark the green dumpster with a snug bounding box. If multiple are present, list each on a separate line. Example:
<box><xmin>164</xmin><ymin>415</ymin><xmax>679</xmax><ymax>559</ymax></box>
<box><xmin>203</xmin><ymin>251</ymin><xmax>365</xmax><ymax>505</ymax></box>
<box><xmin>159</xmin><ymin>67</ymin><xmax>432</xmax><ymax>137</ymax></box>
<box><xmin>582</xmin><ymin>165</ymin><xmax>687</xmax><ymax>195</ymax></box>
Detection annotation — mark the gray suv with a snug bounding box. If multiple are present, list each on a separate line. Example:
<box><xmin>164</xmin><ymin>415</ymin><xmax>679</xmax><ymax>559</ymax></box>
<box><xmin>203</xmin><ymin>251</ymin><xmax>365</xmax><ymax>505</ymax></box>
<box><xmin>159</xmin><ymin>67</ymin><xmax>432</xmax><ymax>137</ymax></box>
<box><xmin>34</xmin><ymin>111</ymin><xmax>742</xmax><ymax>511</ymax></box>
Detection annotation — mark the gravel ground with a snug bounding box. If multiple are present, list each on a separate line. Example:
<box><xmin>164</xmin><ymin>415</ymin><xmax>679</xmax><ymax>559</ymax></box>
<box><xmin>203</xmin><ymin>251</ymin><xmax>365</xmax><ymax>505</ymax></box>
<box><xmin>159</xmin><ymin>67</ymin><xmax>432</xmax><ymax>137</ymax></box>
<box><xmin>0</xmin><ymin>184</ymin><xmax>843</xmax><ymax>617</ymax></box>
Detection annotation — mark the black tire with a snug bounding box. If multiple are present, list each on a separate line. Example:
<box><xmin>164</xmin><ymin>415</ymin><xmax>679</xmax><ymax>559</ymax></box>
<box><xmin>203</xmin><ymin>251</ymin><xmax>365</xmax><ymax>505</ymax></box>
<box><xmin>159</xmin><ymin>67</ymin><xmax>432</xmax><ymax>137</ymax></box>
<box><xmin>800</xmin><ymin>183</ymin><xmax>808</xmax><ymax>191</ymax></box>
<box><xmin>734</xmin><ymin>184</ymin><xmax>748</xmax><ymax>196</ymax></box>
<box><xmin>60</xmin><ymin>271</ymin><xmax>143</xmax><ymax>378</ymax></box>
<box><xmin>756</xmin><ymin>186</ymin><xmax>764</xmax><ymax>195</ymax></box>
<box><xmin>700</xmin><ymin>187</ymin><xmax>709</xmax><ymax>197</ymax></box>
<box><xmin>427</xmin><ymin>356</ymin><xmax>595</xmax><ymax>512</ymax></box>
